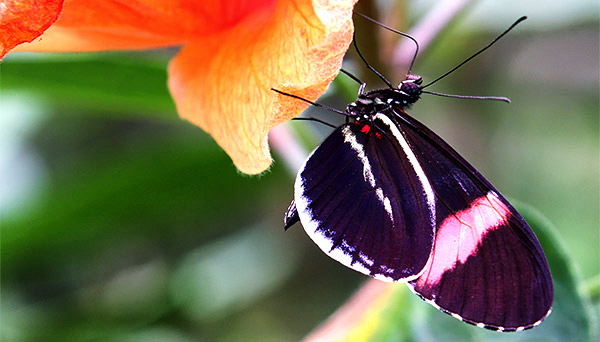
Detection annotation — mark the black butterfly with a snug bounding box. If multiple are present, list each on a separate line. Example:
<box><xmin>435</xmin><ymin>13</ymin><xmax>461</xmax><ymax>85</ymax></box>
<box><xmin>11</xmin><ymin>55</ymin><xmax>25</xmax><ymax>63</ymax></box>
<box><xmin>276</xmin><ymin>15</ymin><xmax>553</xmax><ymax>332</ymax></box>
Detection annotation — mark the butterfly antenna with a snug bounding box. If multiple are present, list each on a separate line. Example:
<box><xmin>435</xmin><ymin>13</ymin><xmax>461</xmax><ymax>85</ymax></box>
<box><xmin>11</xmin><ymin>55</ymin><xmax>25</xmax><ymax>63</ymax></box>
<box><xmin>422</xmin><ymin>16</ymin><xmax>527</xmax><ymax>89</ymax></box>
<box><xmin>351</xmin><ymin>33</ymin><xmax>394</xmax><ymax>89</ymax></box>
<box><xmin>422</xmin><ymin>90</ymin><xmax>510</xmax><ymax>103</ymax></box>
<box><xmin>355</xmin><ymin>13</ymin><xmax>420</xmax><ymax>75</ymax></box>
<box><xmin>340</xmin><ymin>68</ymin><xmax>363</xmax><ymax>85</ymax></box>
<box><xmin>340</xmin><ymin>68</ymin><xmax>367</xmax><ymax>95</ymax></box>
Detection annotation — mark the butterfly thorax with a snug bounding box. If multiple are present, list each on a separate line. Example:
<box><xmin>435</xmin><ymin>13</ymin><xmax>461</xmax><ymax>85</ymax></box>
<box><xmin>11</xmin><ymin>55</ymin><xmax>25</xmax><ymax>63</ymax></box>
<box><xmin>346</xmin><ymin>75</ymin><xmax>423</xmax><ymax>122</ymax></box>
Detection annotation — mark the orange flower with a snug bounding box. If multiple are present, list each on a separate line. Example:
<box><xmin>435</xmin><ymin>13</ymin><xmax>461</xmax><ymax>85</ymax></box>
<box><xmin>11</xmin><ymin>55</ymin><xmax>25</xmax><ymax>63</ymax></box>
<box><xmin>0</xmin><ymin>0</ymin><xmax>63</xmax><ymax>56</ymax></box>
<box><xmin>2</xmin><ymin>0</ymin><xmax>357</xmax><ymax>174</ymax></box>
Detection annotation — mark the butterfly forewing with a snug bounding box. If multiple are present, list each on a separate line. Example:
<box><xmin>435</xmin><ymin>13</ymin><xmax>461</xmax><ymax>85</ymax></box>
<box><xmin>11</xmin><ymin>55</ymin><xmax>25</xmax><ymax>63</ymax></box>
<box><xmin>294</xmin><ymin>116</ymin><xmax>436</xmax><ymax>282</ymax></box>
<box><xmin>392</xmin><ymin>111</ymin><xmax>553</xmax><ymax>330</ymax></box>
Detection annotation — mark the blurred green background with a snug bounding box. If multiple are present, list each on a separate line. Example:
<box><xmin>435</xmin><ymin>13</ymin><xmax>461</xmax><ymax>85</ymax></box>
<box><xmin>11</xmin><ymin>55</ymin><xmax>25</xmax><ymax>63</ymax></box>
<box><xmin>1</xmin><ymin>1</ymin><xmax>598</xmax><ymax>341</ymax></box>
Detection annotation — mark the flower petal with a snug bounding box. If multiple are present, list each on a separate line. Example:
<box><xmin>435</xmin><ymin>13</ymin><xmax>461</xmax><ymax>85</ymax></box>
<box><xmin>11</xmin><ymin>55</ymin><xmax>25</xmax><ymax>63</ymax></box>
<box><xmin>12</xmin><ymin>0</ymin><xmax>278</xmax><ymax>52</ymax></box>
<box><xmin>304</xmin><ymin>280</ymin><xmax>397</xmax><ymax>342</ymax></box>
<box><xmin>168</xmin><ymin>0</ymin><xmax>357</xmax><ymax>174</ymax></box>
<box><xmin>0</xmin><ymin>0</ymin><xmax>64</xmax><ymax>58</ymax></box>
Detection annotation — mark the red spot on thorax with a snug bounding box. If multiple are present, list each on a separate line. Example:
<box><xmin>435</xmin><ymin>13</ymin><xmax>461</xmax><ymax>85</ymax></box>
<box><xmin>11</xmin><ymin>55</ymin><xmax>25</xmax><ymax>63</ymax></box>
<box><xmin>361</xmin><ymin>125</ymin><xmax>371</xmax><ymax>134</ymax></box>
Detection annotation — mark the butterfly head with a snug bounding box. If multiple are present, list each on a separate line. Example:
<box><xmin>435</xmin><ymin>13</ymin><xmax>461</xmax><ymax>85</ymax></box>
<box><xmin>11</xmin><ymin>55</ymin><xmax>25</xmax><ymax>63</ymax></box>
<box><xmin>397</xmin><ymin>74</ymin><xmax>423</xmax><ymax>106</ymax></box>
<box><xmin>346</xmin><ymin>74</ymin><xmax>423</xmax><ymax>121</ymax></box>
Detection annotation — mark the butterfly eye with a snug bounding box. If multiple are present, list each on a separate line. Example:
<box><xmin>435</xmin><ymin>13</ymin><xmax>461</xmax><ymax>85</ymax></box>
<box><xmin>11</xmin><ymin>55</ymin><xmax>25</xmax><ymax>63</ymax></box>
<box><xmin>399</xmin><ymin>81</ymin><xmax>421</xmax><ymax>95</ymax></box>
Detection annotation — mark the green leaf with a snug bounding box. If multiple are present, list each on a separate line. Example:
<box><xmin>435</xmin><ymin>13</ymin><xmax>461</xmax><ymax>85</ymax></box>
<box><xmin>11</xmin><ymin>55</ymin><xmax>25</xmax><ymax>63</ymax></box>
<box><xmin>1</xmin><ymin>52</ymin><xmax>176</xmax><ymax>118</ymax></box>
<box><xmin>1</xmin><ymin>131</ymin><xmax>290</xmax><ymax>281</ymax></box>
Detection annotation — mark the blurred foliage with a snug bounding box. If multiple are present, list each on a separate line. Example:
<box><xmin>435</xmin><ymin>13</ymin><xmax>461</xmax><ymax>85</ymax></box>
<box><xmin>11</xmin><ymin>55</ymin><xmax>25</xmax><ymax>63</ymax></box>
<box><xmin>1</xmin><ymin>2</ymin><xmax>598</xmax><ymax>341</ymax></box>
<box><xmin>1</xmin><ymin>52</ymin><xmax>176</xmax><ymax>117</ymax></box>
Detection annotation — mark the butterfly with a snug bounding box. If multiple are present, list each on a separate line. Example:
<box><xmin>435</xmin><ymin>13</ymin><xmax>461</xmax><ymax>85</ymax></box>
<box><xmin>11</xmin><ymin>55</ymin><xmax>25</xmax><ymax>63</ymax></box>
<box><xmin>278</xmin><ymin>15</ymin><xmax>553</xmax><ymax>331</ymax></box>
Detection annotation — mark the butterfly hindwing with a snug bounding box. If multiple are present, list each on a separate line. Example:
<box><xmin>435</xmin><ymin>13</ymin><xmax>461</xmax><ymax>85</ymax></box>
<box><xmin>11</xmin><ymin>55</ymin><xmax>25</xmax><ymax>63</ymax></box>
<box><xmin>393</xmin><ymin>111</ymin><xmax>553</xmax><ymax>330</ymax></box>
<box><xmin>294</xmin><ymin>116</ymin><xmax>436</xmax><ymax>282</ymax></box>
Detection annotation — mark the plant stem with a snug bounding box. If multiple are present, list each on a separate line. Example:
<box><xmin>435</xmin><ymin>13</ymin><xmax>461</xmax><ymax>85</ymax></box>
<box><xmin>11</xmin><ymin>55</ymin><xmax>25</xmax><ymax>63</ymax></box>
<box><xmin>392</xmin><ymin>0</ymin><xmax>475</xmax><ymax>79</ymax></box>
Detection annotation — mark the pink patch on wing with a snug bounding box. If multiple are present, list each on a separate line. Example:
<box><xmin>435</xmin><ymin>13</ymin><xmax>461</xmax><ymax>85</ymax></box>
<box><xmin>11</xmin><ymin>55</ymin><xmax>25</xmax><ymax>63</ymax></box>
<box><xmin>415</xmin><ymin>191</ymin><xmax>511</xmax><ymax>287</ymax></box>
